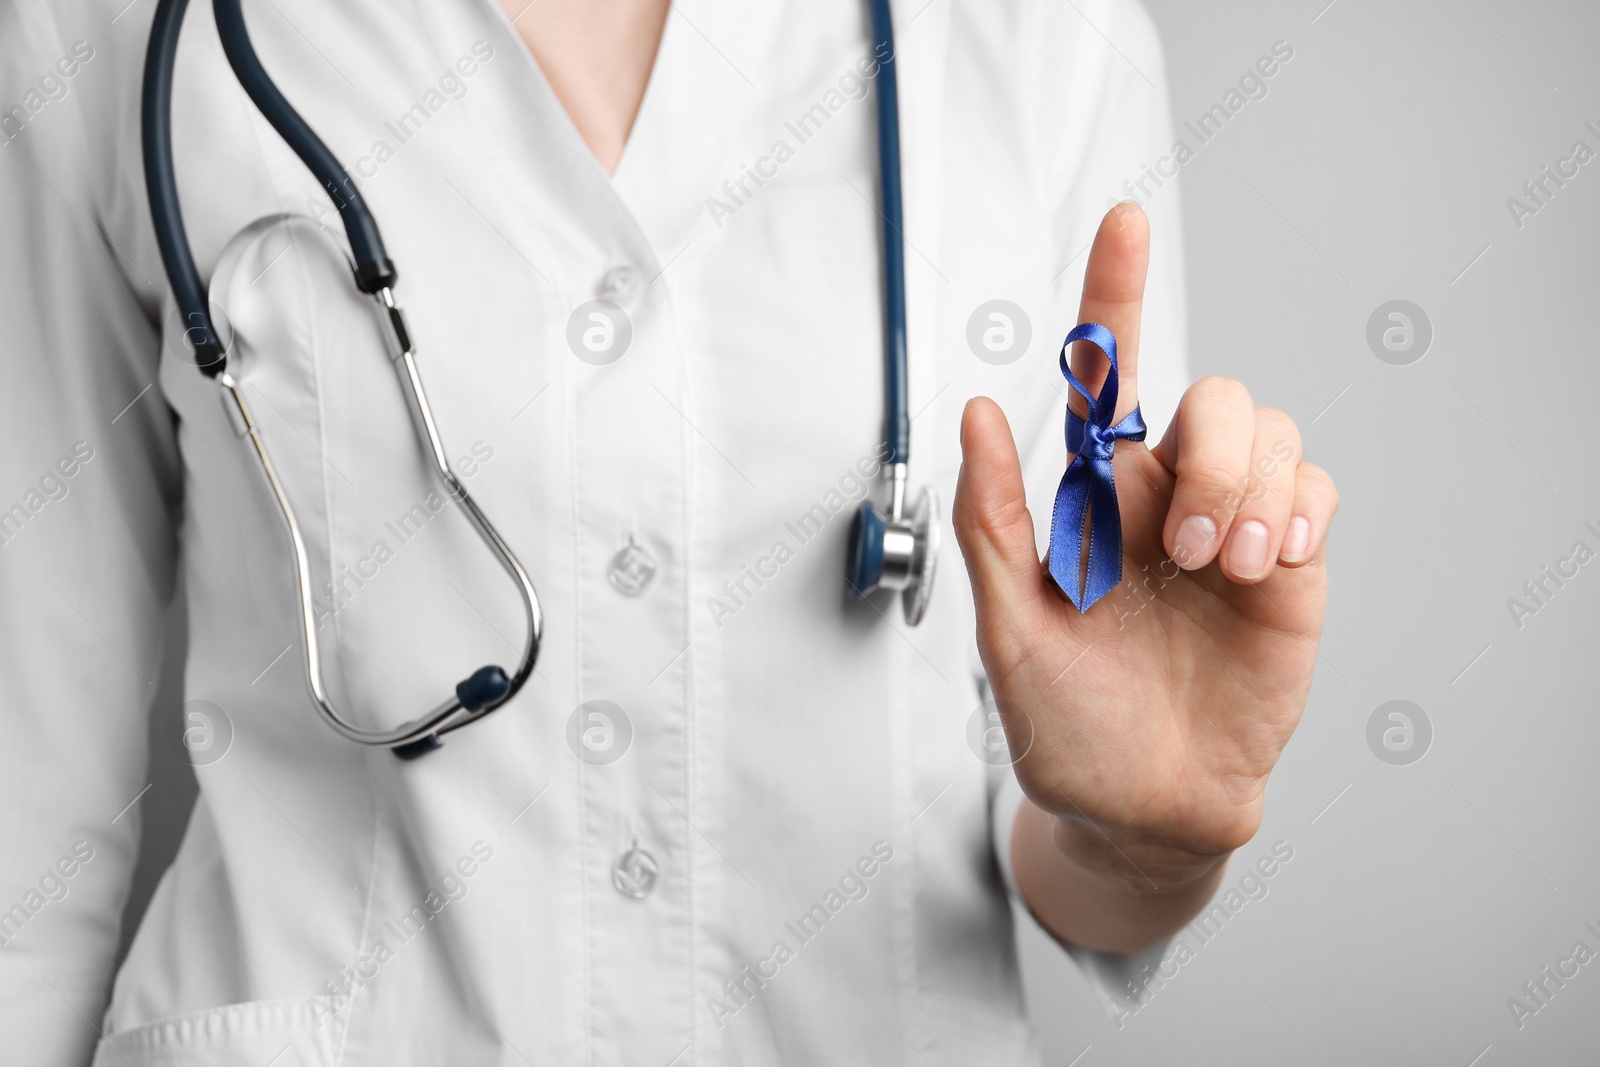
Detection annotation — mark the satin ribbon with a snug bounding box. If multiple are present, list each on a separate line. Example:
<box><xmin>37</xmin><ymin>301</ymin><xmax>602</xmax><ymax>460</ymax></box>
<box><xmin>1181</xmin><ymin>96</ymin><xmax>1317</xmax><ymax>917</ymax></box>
<box><xmin>1048</xmin><ymin>322</ymin><xmax>1146</xmax><ymax>612</ymax></box>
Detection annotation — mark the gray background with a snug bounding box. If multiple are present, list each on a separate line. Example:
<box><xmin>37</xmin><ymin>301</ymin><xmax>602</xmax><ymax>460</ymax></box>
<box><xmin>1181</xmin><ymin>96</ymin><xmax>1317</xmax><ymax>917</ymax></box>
<box><xmin>119</xmin><ymin>0</ymin><xmax>1600</xmax><ymax>1063</ymax></box>
<box><xmin>1014</xmin><ymin>0</ymin><xmax>1600</xmax><ymax>1064</ymax></box>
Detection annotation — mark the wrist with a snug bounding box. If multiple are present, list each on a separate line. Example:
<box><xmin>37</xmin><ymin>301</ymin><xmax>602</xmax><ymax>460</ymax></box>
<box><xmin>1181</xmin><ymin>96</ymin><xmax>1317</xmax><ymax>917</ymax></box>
<box><xmin>1012</xmin><ymin>799</ymin><xmax>1236</xmax><ymax>955</ymax></box>
<box><xmin>1048</xmin><ymin>812</ymin><xmax>1233</xmax><ymax>899</ymax></box>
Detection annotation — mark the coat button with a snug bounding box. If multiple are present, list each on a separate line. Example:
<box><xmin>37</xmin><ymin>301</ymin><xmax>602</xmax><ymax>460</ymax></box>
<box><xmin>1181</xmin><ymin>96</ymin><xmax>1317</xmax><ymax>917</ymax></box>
<box><xmin>612</xmin><ymin>844</ymin><xmax>659</xmax><ymax>899</ymax></box>
<box><xmin>597</xmin><ymin>264</ymin><xmax>641</xmax><ymax>307</ymax></box>
<box><xmin>608</xmin><ymin>535</ymin><xmax>657</xmax><ymax>596</ymax></box>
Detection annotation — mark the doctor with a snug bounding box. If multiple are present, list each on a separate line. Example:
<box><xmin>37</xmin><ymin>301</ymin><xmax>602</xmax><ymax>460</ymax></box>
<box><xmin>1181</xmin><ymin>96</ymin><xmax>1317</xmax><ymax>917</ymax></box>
<box><xmin>0</xmin><ymin>0</ymin><xmax>1336</xmax><ymax>1063</ymax></box>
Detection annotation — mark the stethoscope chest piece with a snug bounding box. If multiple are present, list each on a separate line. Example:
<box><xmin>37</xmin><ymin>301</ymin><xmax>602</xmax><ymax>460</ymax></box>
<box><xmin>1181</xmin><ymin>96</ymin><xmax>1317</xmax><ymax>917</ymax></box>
<box><xmin>848</xmin><ymin>482</ymin><xmax>939</xmax><ymax>627</ymax></box>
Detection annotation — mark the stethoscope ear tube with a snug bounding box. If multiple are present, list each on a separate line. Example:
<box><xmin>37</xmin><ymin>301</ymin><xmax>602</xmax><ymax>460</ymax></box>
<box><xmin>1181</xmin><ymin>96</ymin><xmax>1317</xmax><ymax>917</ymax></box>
<box><xmin>207</xmin><ymin>276</ymin><xmax>543</xmax><ymax>756</ymax></box>
<box><xmin>210</xmin><ymin>0</ymin><xmax>396</xmax><ymax>293</ymax></box>
<box><xmin>142</xmin><ymin>0</ymin><xmax>227</xmax><ymax>373</ymax></box>
<box><xmin>143</xmin><ymin>0</ymin><xmax>397</xmax><ymax>343</ymax></box>
<box><xmin>144</xmin><ymin>0</ymin><xmax>545</xmax><ymax>754</ymax></box>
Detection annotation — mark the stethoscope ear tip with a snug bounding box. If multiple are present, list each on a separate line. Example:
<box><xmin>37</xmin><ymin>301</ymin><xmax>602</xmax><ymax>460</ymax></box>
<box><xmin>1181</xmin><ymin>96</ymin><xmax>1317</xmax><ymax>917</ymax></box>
<box><xmin>391</xmin><ymin>735</ymin><xmax>442</xmax><ymax>760</ymax></box>
<box><xmin>457</xmin><ymin>665</ymin><xmax>512</xmax><ymax>713</ymax></box>
<box><xmin>390</xmin><ymin>665</ymin><xmax>513</xmax><ymax>760</ymax></box>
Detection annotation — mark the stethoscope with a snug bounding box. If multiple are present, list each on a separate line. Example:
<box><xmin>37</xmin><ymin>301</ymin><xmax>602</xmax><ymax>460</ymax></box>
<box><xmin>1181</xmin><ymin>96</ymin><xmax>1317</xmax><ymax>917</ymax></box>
<box><xmin>141</xmin><ymin>0</ymin><xmax>935</xmax><ymax>759</ymax></box>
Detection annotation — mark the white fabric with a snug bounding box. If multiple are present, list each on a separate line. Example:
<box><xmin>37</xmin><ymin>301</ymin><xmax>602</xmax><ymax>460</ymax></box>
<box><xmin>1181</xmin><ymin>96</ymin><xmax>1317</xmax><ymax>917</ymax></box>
<box><xmin>988</xmin><ymin>766</ymin><xmax>1175</xmax><ymax>1029</ymax></box>
<box><xmin>0</xmin><ymin>0</ymin><xmax>1186</xmax><ymax>1062</ymax></box>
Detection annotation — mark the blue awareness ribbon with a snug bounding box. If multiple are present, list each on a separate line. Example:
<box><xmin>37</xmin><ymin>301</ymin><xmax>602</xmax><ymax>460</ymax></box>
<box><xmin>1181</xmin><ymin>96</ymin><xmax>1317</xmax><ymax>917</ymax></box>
<box><xmin>1048</xmin><ymin>322</ymin><xmax>1146</xmax><ymax>612</ymax></box>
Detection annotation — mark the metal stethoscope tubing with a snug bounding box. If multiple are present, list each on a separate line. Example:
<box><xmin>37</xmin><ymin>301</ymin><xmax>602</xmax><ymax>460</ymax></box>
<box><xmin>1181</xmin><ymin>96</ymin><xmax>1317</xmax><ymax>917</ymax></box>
<box><xmin>143</xmin><ymin>0</ymin><xmax>542</xmax><ymax>757</ymax></box>
<box><xmin>213</xmin><ymin>283</ymin><xmax>544</xmax><ymax>756</ymax></box>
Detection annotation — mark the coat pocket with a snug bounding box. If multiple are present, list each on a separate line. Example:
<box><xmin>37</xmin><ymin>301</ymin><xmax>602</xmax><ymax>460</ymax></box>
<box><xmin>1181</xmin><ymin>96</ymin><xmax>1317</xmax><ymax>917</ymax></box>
<box><xmin>92</xmin><ymin>998</ymin><xmax>338</xmax><ymax>1067</ymax></box>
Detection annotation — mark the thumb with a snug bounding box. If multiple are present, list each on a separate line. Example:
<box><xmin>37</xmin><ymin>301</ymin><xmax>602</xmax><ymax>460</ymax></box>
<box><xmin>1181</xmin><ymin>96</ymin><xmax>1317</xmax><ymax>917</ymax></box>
<box><xmin>953</xmin><ymin>398</ymin><xmax>1050</xmax><ymax>645</ymax></box>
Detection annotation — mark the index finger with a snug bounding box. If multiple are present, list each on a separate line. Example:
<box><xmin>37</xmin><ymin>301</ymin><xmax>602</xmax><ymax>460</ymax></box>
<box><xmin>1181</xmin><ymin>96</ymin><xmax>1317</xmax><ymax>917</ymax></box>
<box><xmin>1071</xmin><ymin>201</ymin><xmax>1150</xmax><ymax>422</ymax></box>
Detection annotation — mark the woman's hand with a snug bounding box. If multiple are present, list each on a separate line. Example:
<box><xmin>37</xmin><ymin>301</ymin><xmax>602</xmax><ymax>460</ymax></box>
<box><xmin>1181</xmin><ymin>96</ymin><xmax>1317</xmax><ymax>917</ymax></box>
<box><xmin>952</xmin><ymin>202</ymin><xmax>1338</xmax><ymax>952</ymax></box>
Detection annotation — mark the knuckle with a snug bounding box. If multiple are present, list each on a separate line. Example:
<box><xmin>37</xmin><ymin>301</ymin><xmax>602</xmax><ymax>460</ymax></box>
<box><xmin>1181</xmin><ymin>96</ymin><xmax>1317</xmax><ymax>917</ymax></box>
<box><xmin>1187</xmin><ymin>375</ymin><xmax>1253</xmax><ymax>413</ymax></box>
<box><xmin>955</xmin><ymin>486</ymin><xmax>1028</xmax><ymax>544</ymax></box>
<box><xmin>1241</xmin><ymin>411</ymin><xmax>1301</xmax><ymax>504</ymax></box>
<box><xmin>1297</xmin><ymin>462</ymin><xmax>1340</xmax><ymax>510</ymax></box>
<box><xmin>1181</xmin><ymin>465</ymin><xmax>1248</xmax><ymax>511</ymax></box>
<box><xmin>1254</xmin><ymin>407</ymin><xmax>1302</xmax><ymax>457</ymax></box>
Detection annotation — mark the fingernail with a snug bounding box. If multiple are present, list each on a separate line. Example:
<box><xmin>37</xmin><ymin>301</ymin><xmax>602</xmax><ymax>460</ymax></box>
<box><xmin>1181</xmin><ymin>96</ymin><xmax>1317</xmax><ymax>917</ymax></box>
<box><xmin>1281</xmin><ymin>516</ymin><xmax>1311</xmax><ymax>563</ymax></box>
<box><xmin>1227</xmin><ymin>520</ymin><xmax>1271</xmax><ymax>579</ymax></box>
<box><xmin>1173</xmin><ymin>515</ymin><xmax>1217</xmax><ymax>570</ymax></box>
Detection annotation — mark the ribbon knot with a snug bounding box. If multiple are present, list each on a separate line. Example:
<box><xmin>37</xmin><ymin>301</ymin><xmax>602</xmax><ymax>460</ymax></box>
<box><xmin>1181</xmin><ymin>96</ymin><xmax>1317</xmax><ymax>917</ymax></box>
<box><xmin>1072</xmin><ymin>420</ymin><xmax>1119</xmax><ymax>463</ymax></box>
<box><xmin>1048</xmin><ymin>322</ymin><xmax>1146</xmax><ymax>612</ymax></box>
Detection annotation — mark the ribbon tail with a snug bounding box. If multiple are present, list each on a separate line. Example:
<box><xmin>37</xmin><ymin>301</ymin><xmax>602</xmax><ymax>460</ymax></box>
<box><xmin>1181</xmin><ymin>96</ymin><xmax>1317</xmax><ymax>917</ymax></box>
<box><xmin>1047</xmin><ymin>458</ymin><xmax>1092</xmax><ymax>609</ymax></box>
<box><xmin>1079</xmin><ymin>457</ymin><xmax>1125</xmax><ymax>610</ymax></box>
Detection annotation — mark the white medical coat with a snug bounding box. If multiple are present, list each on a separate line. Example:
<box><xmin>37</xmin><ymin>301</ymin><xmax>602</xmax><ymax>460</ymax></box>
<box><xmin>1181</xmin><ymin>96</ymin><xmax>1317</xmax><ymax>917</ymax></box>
<box><xmin>0</xmin><ymin>0</ymin><xmax>1187</xmax><ymax>1062</ymax></box>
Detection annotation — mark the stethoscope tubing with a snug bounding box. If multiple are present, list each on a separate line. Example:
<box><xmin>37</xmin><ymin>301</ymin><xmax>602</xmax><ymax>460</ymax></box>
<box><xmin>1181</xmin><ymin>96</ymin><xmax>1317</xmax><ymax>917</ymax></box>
<box><xmin>866</xmin><ymin>0</ymin><xmax>911</xmax><ymax>475</ymax></box>
<box><xmin>143</xmin><ymin>3</ymin><xmax>542</xmax><ymax>751</ymax></box>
